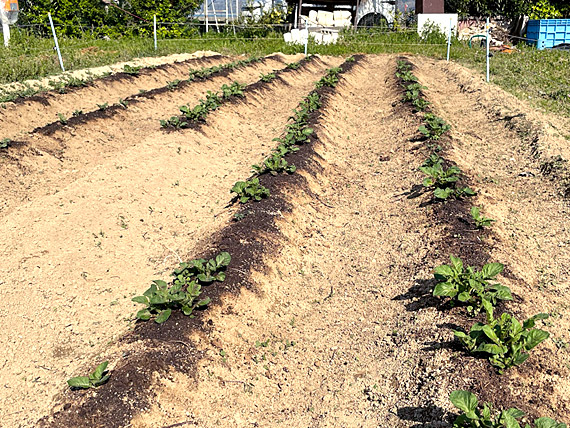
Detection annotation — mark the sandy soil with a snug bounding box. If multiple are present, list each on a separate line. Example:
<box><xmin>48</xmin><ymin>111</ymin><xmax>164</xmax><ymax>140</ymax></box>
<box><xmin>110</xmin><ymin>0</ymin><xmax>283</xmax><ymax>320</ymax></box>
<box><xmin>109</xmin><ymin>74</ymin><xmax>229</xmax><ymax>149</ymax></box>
<box><xmin>0</xmin><ymin>53</ymin><xmax>341</xmax><ymax>428</ymax></box>
<box><xmin>2</xmin><ymin>53</ymin><xmax>569</xmax><ymax>428</ymax></box>
<box><xmin>0</xmin><ymin>50</ymin><xmax>221</xmax><ymax>95</ymax></box>
<box><xmin>0</xmin><ymin>53</ymin><xmax>233</xmax><ymax>142</ymax></box>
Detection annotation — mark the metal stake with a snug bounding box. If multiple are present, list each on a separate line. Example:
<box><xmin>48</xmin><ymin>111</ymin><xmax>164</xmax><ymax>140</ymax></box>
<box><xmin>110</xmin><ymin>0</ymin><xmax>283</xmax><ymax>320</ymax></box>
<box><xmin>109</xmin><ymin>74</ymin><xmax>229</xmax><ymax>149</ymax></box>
<box><xmin>48</xmin><ymin>13</ymin><xmax>65</xmax><ymax>72</ymax></box>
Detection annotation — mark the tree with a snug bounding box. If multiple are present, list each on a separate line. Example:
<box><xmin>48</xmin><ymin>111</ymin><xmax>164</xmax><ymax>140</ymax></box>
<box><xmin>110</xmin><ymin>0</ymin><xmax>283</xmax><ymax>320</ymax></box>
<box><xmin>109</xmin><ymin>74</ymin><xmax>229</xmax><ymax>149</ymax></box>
<box><xmin>445</xmin><ymin>0</ymin><xmax>568</xmax><ymax>18</ymax></box>
<box><xmin>18</xmin><ymin>0</ymin><xmax>203</xmax><ymax>37</ymax></box>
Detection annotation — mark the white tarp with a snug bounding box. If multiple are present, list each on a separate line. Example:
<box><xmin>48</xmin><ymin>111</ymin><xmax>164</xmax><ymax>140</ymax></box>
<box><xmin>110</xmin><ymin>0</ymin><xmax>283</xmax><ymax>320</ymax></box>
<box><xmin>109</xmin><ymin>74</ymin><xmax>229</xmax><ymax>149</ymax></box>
<box><xmin>417</xmin><ymin>13</ymin><xmax>458</xmax><ymax>37</ymax></box>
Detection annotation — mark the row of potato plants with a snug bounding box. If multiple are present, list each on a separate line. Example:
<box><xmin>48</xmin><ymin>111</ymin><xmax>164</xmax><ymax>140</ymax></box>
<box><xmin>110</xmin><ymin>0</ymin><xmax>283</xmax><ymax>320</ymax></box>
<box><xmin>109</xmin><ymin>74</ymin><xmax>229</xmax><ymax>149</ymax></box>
<box><xmin>67</xmin><ymin>251</ymin><xmax>231</xmax><ymax>389</ymax></box>
<box><xmin>230</xmin><ymin>65</ymin><xmax>346</xmax><ymax>203</ymax></box>
<box><xmin>26</xmin><ymin>57</ymin><xmax>264</xmax><ymax>140</ymax></box>
<box><xmin>66</xmin><ymin>58</ymin><xmax>353</xmax><ymax>390</ymax></box>
<box><xmin>396</xmin><ymin>60</ymin><xmax>564</xmax><ymax>428</ymax></box>
<box><xmin>160</xmin><ymin>58</ymin><xmax>309</xmax><ymax>130</ymax></box>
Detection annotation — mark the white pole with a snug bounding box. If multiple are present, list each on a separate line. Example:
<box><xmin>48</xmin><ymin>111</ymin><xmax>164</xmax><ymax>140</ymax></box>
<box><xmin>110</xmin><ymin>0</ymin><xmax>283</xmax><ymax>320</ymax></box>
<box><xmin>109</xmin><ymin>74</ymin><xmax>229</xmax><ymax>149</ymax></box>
<box><xmin>205</xmin><ymin>0</ymin><xmax>209</xmax><ymax>32</ymax></box>
<box><xmin>48</xmin><ymin>13</ymin><xmax>65</xmax><ymax>72</ymax></box>
<box><xmin>228</xmin><ymin>0</ymin><xmax>236</xmax><ymax>35</ymax></box>
<box><xmin>303</xmin><ymin>18</ymin><xmax>308</xmax><ymax>56</ymax></box>
<box><xmin>211</xmin><ymin>0</ymin><xmax>219</xmax><ymax>32</ymax></box>
<box><xmin>446</xmin><ymin>18</ymin><xmax>452</xmax><ymax>61</ymax></box>
<box><xmin>486</xmin><ymin>17</ymin><xmax>490</xmax><ymax>83</ymax></box>
<box><xmin>153</xmin><ymin>15</ymin><xmax>157</xmax><ymax>50</ymax></box>
<box><xmin>225</xmin><ymin>0</ymin><xmax>229</xmax><ymax>24</ymax></box>
<box><xmin>2</xmin><ymin>21</ymin><xmax>9</xmax><ymax>47</ymax></box>
<box><xmin>235</xmin><ymin>0</ymin><xmax>239</xmax><ymax>21</ymax></box>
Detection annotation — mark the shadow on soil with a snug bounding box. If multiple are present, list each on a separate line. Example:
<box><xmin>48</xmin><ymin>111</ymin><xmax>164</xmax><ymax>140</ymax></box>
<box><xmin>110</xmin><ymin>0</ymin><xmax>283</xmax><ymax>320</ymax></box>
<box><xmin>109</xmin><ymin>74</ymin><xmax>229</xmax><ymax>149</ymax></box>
<box><xmin>392</xmin><ymin>278</ymin><xmax>444</xmax><ymax>312</ymax></box>
<box><xmin>397</xmin><ymin>404</ymin><xmax>454</xmax><ymax>428</ymax></box>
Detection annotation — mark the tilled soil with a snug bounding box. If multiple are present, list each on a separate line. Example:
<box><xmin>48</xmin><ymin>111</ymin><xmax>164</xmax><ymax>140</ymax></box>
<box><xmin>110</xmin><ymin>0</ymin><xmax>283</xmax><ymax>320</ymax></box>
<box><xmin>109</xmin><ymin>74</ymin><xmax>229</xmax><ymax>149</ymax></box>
<box><xmin>0</xmin><ymin>53</ymin><xmax>341</xmax><ymax>428</ymax></box>
<box><xmin>2</xmin><ymin>53</ymin><xmax>569</xmax><ymax>428</ymax></box>
<box><xmin>0</xmin><ymin>51</ymin><xmax>226</xmax><ymax>142</ymax></box>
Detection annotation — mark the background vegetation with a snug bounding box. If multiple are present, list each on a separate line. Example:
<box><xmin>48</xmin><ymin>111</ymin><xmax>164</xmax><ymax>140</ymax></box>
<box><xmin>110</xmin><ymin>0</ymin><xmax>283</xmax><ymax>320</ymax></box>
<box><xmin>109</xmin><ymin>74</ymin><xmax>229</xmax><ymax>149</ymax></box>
<box><xmin>446</xmin><ymin>0</ymin><xmax>569</xmax><ymax>18</ymax></box>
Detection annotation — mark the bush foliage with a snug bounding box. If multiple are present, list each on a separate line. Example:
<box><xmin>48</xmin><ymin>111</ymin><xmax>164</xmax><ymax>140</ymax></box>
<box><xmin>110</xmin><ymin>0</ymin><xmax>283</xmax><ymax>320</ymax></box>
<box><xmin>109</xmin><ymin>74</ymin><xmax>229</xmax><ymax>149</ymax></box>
<box><xmin>18</xmin><ymin>0</ymin><xmax>203</xmax><ymax>37</ymax></box>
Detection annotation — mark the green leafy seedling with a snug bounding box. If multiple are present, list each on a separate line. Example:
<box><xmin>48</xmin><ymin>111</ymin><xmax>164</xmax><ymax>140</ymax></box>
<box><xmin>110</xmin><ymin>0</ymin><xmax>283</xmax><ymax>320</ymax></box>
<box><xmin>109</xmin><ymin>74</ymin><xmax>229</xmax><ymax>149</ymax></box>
<box><xmin>57</xmin><ymin>113</ymin><xmax>68</xmax><ymax>125</ymax></box>
<box><xmin>252</xmin><ymin>153</ymin><xmax>296</xmax><ymax>175</ymax></box>
<box><xmin>316</xmin><ymin>67</ymin><xmax>341</xmax><ymax>89</ymax></box>
<box><xmin>132</xmin><ymin>252</ymin><xmax>229</xmax><ymax>323</ymax></box>
<box><xmin>172</xmin><ymin>252</ymin><xmax>231</xmax><ymax>285</ymax></box>
<box><xmin>450</xmin><ymin>390</ymin><xmax>567</xmax><ymax>427</ymax></box>
<box><xmin>419</xmin><ymin>156</ymin><xmax>475</xmax><ymax>200</ymax></box>
<box><xmin>260</xmin><ymin>72</ymin><xmax>276</xmax><ymax>82</ymax></box>
<box><xmin>471</xmin><ymin>206</ymin><xmax>495</xmax><ymax>228</ymax></box>
<box><xmin>1</xmin><ymin>138</ymin><xmax>11</xmax><ymax>149</ymax></box>
<box><xmin>67</xmin><ymin>362</ymin><xmax>110</xmax><ymax>389</ymax></box>
<box><xmin>454</xmin><ymin>300</ymin><xmax>550</xmax><ymax>372</ymax></box>
<box><xmin>395</xmin><ymin>70</ymin><xmax>418</xmax><ymax>82</ymax></box>
<box><xmin>160</xmin><ymin>116</ymin><xmax>188</xmax><ymax>129</ymax></box>
<box><xmin>433</xmin><ymin>255</ymin><xmax>512</xmax><ymax>314</ymax></box>
<box><xmin>132</xmin><ymin>279</ymin><xmax>210</xmax><ymax>323</ymax></box>
<box><xmin>286</xmin><ymin>62</ymin><xmax>300</xmax><ymax>70</ymax></box>
<box><xmin>419</xmin><ymin>113</ymin><xmax>451</xmax><ymax>140</ymax></box>
<box><xmin>97</xmin><ymin>102</ymin><xmax>109</xmax><ymax>111</ymax></box>
<box><xmin>231</xmin><ymin>178</ymin><xmax>270</xmax><ymax>203</ymax></box>
<box><xmin>167</xmin><ymin>79</ymin><xmax>181</xmax><ymax>90</ymax></box>
<box><xmin>123</xmin><ymin>64</ymin><xmax>141</xmax><ymax>75</ymax></box>
<box><xmin>220</xmin><ymin>82</ymin><xmax>246</xmax><ymax>99</ymax></box>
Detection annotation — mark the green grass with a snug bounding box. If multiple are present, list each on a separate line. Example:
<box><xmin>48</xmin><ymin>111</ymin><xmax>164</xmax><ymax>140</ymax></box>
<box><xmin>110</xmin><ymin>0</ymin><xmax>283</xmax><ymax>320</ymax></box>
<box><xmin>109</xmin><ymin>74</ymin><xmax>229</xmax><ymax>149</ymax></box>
<box><xmin>1</xmin><ymin>28</ymin><xmax>568</xmax><ymax>117</ymax></box>
<box><xmin>449</xmin><ymin>43</ymin><xmax>570</xmax><ymax>117</ymax></box>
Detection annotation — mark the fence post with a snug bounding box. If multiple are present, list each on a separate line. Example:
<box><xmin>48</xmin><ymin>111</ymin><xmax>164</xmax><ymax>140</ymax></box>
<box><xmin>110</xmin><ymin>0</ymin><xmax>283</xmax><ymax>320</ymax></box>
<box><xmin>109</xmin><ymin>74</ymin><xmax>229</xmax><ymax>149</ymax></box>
<box><xmin>48</xmin><ymin>12</ymin><xmax>65</xmax><ymax>72</ymax></box>
<box><xmin>446</xmin><ymin>17</ymin><xmax>452</xmax><ymax>61</ymax></box>
<box><xmin>303</xmin><ymin>18</ymin><xmax>308</xmax><ymax>56</ymax></box>
<box><xmin>2</xmin><ymin>20</ymin><xmax>9</xmax><ymax>47</ymax></box>
<box><xmin>486</xmin><ymin>17</ymin><xmax>490</xmax><ymax>82</ymax></box>
<box><xmin>205</xmin><ymin>0</ymin><xmax>209</xmax><ymax>32</ymax></box>
<box><xmin>153</xmin><ymin>15</ymin><xmax>157</xmax><ymax>50</ymax></box>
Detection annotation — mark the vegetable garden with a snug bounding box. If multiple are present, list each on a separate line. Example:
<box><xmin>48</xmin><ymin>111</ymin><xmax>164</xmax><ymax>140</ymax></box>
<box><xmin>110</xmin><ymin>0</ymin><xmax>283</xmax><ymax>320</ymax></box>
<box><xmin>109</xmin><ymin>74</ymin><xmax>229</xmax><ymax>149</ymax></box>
<box><xmin>0</xmin><ymin>51</ymin><xmax>569</xmax><ymax>428</ymax></box>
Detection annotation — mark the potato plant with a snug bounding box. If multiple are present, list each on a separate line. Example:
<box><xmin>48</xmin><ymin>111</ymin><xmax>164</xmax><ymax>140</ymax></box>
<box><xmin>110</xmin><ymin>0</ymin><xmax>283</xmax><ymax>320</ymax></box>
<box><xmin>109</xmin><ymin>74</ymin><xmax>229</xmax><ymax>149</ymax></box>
<box><xmin>454</xmin><ymin>300</ymin><xmax>550</xmax><ymax>372</ymax></box>
<box><xmin>132</xmin><ymin>252</ymin><xmax>230</xmax><ymax>323</ymax></box>
<box><xmin>160</xmin><ymin>116</ymin><xmax>188</xmax><ymax>129</ymax></box>
<box><xmin>450</xmin><ymin>390</ymin><xmax>566</xmax><ymax>428</ymax></box>
<box><xmin>231</xmin><ymin>178</ymin><xmax>270</xmax><ymax>203</ymax></box>
<box><xmin>403</xmin><ymin>83</ymin><xmax>430</xmax><ymax>111</ymax></box>
<box><xmin>188</xmin><ymin>56</ymin><xmax>259</xmax><ymax>81</ymax></box>
<box><xmin>396</xmin><ymin>69</ymin><xmax>418</xmax><ymax>83</ymax></box>
<box><xmin>162</xmin><ymin>82</ymin><xmax>245</xmax><ymax>128</ymax></box>
<box><xmin>471</xmin><ymin>206</ymin><xmax>495</xmax><ymax>228</ymax></box>
<box><xmin>260</xmin><ymin>72</ymin><xmax>276</xmax><ymax>82</ymax></box>
<box><xmin>123</xmin><ymin>64</ymin><xmax>141</xmax><ymax>76</ymax></box>
<box><xmin>1</xmin><ymin>138</ymin><xmax>11</xmax><ymax>149</ymax></box>
<box><xmin>419</xmin><ymin>155</ymin><xmax>475</xmax><ymax>201</ymax></box>
<box><xmin>433</xmin><ymin>256</ymin><xmax>513</xmax><ymax>314</ymax></box>
<box><xmin>167</xmin><ymin>79</ymin><xmax>181</xmax><ymax>90</ymax></box>
<box><xmin>252</xmin><ymin>152</ymin><xmax>296</xmax><ymax>175</ymax></box>
<box><xmin>220</xmin><ymin>82</ymin><xmax>246</xmax><ymax>99</ymax></box>
<box><xmin>67</xmin><ymin>362</ymin><xmax>110</xmax><ymax>389</ymax></box>
<box><xmin>316</xmin><ymin>67</ymin><xmax>342</xmax><ymax>89</ymax></box>
<box><xmin>286</xmin><ymin>62</ymin><xmax>300</xmax><ymax>70</ymax></box>
<box><xmin>172</xmin><ymin>252</ymin><xmax>231</xmax><ymax>285</ymax></box>
<box><xmin>419</xmin><ymin>113</ymin><xmax>451</xmax><ymax>141</ymax></box>
<box><xmin>132</xmin><ymin>279</ymin><xmax>210</xmax><ymax>323</ymax></box>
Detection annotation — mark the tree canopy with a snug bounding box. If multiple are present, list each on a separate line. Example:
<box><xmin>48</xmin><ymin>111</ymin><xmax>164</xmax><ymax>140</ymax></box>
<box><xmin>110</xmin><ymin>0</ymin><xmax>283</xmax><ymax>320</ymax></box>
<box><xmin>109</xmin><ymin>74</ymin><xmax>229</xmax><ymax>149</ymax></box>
<box><xmin>445</xmin><ymin>0</ymin><xmax>569</xmax><ymax>18</ymax></box>
<box><xmin>18</xmin><ymin>0</ymin><xmax>203</xmax><ymax>36</ymax></box>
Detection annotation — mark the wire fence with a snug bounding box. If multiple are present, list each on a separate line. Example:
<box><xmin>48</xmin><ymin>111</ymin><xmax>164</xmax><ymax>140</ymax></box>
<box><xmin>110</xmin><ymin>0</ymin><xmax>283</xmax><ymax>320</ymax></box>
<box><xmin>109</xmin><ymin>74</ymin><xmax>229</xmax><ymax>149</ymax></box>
<box><xmin>1</xmin><ymin>14</ymin><xmax>547</xmax><ymax>85</ymax></box>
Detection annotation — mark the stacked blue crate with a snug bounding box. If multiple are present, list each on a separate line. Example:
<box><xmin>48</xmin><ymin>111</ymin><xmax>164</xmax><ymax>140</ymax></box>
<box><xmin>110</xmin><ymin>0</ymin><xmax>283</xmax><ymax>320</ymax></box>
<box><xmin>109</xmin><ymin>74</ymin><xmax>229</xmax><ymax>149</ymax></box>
<box><xmin>527</xmin><ymin>19</ymin><xmax>570</xmax><ymax>50</ymax></box>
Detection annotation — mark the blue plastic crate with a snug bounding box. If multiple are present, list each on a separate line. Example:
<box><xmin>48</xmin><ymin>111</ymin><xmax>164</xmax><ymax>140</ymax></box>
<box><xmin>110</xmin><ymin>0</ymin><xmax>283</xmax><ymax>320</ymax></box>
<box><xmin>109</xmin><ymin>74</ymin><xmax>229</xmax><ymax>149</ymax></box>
<box><xmin>527</xmin><ymin>19</ymin><xmax>570</xmax><ymax>49</ymax></box>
